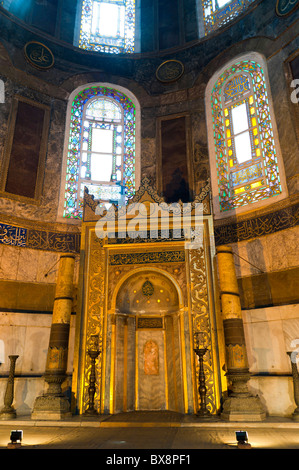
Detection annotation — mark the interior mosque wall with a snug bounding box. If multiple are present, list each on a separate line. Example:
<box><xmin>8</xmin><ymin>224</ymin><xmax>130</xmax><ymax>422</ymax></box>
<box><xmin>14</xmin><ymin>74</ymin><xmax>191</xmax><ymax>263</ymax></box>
<box><xmin>0</xmin><ymin>0</ymin><xmax>298</xmax><ymax>417</ymax></box>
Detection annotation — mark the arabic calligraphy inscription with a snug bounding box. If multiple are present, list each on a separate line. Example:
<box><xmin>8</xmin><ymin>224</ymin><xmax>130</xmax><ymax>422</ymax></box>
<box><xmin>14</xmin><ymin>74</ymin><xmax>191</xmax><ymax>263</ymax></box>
<box><xmin>24</xmin><ymin>42</ymin><xmax>54</xmax><ymax>70</ymax></box>
<box><xmin>276</xmin><ymin>0</ymin><xmax>299</xmax><ymax>15</ymax></box>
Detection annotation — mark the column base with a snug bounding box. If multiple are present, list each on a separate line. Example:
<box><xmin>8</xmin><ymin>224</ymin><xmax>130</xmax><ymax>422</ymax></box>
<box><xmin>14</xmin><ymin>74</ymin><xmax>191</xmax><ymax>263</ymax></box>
<box><xmin>221</xmin><ymin>395</ymin><xmax>266</xmax><ymax>422</ymax></box>
<box><xmin>31</xmin><ymin>395</ymin><xmax>72</xmax><ymax>421</ymax></box>
<box><xmin>0</xmin><ymin>409</ymin><xmax>17</xmax><ymax>420</ymax></box>
<box><xmin>291</xmin><ymin>409</ymin><xmax>299</xmax><ymax>421</ymax></box>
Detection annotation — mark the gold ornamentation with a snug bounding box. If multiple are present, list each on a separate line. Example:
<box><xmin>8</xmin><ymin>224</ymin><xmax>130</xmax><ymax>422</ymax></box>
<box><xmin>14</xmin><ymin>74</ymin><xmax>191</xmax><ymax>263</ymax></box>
<box><xmin>214</xmin><ymin>201</ymin><xmax>299</xmax><ymax>245</ymax></box>
<box><xmin>46</xmin><ymin>347</ymin><xmax>67</xmax><ymax>370</ymax></box>
<box><xmin>27</xmin><ymin>229</ymin><xmax>80</xmax><ymax>253</ymax></box>
<box><xmin>83</xmin><ymin>234</ymin><xmax>106</xmax><ymax>413</ymax></box>
<box><xmin>141</xmin><ymin>280</ymin><xmax>154</xmax><ymax>299</ymax></box>
<box><xmin>189</xmin><ymin>247</ymin><xmax>217</xmax><ymax>414</ymax></box>
<box><xmin>110</xmin><ymin>251</ymin><xmax>185</xmax><ymax>265</ymax></box>
<box><xmin>226</xmin><ymin>344</ymin><xmax>247</xmax><ymax>369</ymax></box>
<box><xmin>137</xmin><ymin>317</ymin><xmax>163</xmax><ymax>329</ymax></box>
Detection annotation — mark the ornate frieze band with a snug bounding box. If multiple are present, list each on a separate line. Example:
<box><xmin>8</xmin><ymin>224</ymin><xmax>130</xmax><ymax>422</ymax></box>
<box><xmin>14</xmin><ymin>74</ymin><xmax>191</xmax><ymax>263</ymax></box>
<box><xmin>1</xmin><ymin>200</ymin><xmax>298</xmax><ymax>253</ymax></box>
<box><xmin>214</xmin><ymin>201</ymin><xmax>299</xmax><ymax>245</ymax></box>
<box><xmin>0</xmin><ymin>222</ymin><xmax>80</xmax><ymax>253</ymax></box>
<box><xmin>109</xmin><ymin>250</ymin><xmax>185</xmax><ymax>266</ymax></box>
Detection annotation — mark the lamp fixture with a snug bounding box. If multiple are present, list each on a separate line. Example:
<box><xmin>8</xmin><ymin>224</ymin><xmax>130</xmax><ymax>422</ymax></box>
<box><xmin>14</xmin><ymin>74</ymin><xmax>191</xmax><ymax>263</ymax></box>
<box><xmin>7</xmin><ymin>430</ymin><xmax>23</xmax><ymax>449</ymax></box>
<box><xmin>235</xmin><ymin>431</ymin><xmax>251</xmax><ymax>449</ymax></box>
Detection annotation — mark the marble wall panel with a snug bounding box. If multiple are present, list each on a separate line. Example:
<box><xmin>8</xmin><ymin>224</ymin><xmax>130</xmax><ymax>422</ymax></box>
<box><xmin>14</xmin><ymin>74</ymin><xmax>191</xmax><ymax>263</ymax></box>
<box><xmin>282</xmin><ymin>317</ymin><xmax>299</xmax><ymax>354</ymax></box>
<box><xmin>137</xmin><ymin>329</ymin><xmax>165</xmax><ymax>410</ymax></box>
<box><xmin>0</xmin><ymin>244</ymin><xmax>79</xmax><ymax>286</ymax></box>
<box><xmin>115</xmin><ymin>315</ymin><xmax>125</xmax><ymax>413</ymax></box>
<box><xmin>245</xmin><ymin>318</ymin><xmax>288</xmax><ymax>374</ymax></box>
<box><xmin>232</xmin><ymin>225</ymin><xmax>299</xmax><ymax>278</ymax></box>
<box><xmin>0</xmin><ymin>244</ymin><xmax>20</xmax><ymax>280</ymax></box>
<box><xmin>165</xmin><ymin>317</ymin><xmax>175</xmax><ymax>410</ymax></box>
<box><xmin>126</xmin><ymin>317</ymin><xmax>136</xmax><ymax>411</ymax></box>
<box><xmin>16</xmin><ymin>248</ymin><xmax>39</xmax><ymax>282</ymax></box>
<box><xmin>36</xmin><ymin>251</ymin><xmax>60</xmax><ymax>284</ymax></box>
<box><xmin>0</xmin><ymin>312</ymin><xmax>76</xmax><ymax>375</ymax></box>
<box><xmin>243</xmin><ymin>304</ymin><xmax>299</xmax><ymax>375</ymax></box>
<box><xmin>248</xmin><ymin>376</ymin><xmax>296</xmax><ymax>417</ymax></box>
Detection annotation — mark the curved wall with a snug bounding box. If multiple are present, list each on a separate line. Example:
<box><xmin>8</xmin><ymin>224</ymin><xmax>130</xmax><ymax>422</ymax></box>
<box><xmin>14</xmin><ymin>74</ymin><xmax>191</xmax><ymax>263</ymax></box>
<box><xmin>0</xmin><ymin>0</ymin><xmax>298</xmax><ymax>417</ymax></box>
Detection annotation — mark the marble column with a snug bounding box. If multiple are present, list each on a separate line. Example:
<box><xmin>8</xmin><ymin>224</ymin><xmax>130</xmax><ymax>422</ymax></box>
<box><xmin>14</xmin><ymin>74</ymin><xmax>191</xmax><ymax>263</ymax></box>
<box><xmin>31</xmin><ymin>254</ymin><xmax>75</xmax><ymax>420</ymax></box>
<box><xmin>216</xmin><ymin>245</ymin><xmax>265</xmax><ymax>421</ymax></box>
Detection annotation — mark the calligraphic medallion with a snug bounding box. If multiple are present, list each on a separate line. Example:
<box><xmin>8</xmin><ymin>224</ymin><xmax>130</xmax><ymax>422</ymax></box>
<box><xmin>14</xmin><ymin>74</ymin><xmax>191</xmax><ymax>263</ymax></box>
<box><xmin>156</xmin><ymin>60</ymin><xmax>184</xmax><ymax>83</ymax></box>
<box><xmin>276</xmin><ymin>0</ymin><xmax>299</xmax><ymax>16</ymax></box>
<box><xmin>24</xmin><ymin>41</ymin><xmax>54</xmax><ymax>70</ymax></box>
<box><xmin>141</xmin><ymin>280</ymin><xmax>155</xmax><ymax>299</ymax></box>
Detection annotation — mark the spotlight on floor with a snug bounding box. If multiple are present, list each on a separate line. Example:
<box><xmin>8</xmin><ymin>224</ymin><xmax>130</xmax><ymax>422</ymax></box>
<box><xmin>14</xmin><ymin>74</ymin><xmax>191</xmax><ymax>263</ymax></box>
<box><xmin>235</xmin><ymin>431</ymin><xmax>251</xmax><ymax>449</ymax></box>
<box><xmin>7</xmin><ymin>430</ymin><xmax>23</xmax><ymax>449</ymax></box>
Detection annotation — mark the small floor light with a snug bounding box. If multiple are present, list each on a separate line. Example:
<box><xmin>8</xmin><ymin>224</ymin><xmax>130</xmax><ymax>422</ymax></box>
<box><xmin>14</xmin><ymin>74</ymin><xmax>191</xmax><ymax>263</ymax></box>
<box><xmin>7</xmin><ymin>430</ymin><xmax>23</xmax><ymax>449</ymax></box>
<box><xmin>235</xmin><ymin>430</ymin><xmax>251</xmax><ymax>449</ymax></box>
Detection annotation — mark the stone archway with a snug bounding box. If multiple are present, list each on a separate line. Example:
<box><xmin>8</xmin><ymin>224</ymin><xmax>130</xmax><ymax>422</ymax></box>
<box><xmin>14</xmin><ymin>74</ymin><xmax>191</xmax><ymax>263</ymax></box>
<box><xmin>113</xmin><ymin>270</ymin><xmax>184</xmax><ymax>413</ymax></box>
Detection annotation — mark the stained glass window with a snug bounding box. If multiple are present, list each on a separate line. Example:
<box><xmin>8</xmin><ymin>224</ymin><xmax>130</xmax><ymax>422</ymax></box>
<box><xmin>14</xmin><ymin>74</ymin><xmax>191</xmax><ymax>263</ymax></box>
<box><xmin>63</xmin><ymin>86</ymin><xmax>136</xmax><ymax>219</ymax></box>
<box><xmin>202</xmin><ymin>0</ymin><xmax>255</xmax><ymax>35</ymax></box>
<box><xmin>211</xmin><ymin>60</ymin><xmax>282</xmax><ymax>212</ymax></box>
<box><xmin>79</xmin><ymin>0</ymin><xmax>135</xmax><ymax>54</ymax></box>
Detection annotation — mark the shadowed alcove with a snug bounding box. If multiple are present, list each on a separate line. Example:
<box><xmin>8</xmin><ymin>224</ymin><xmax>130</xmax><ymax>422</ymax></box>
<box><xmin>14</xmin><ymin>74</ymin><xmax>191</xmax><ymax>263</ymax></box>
<box><xmin>114</xmin><ymin>270</ymin><xmax>184</xmax><ymax>413</ymax></box>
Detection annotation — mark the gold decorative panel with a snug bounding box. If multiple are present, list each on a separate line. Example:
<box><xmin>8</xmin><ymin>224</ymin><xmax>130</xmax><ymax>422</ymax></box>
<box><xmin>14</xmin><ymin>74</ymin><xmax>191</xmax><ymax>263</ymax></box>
<box><xmin>77</xmin><ymin>179</ymin><xmax>220</xmax><ymax>415</ymax></box>
<box><xmin>82</xmin><ymin>233</ymin><xmax>106</xmax><ymax>413</ymax></box>
<box><xmin>188</xmin><ymin>246</ymin><xmax>218</xmax><ymax>414</ymax></box>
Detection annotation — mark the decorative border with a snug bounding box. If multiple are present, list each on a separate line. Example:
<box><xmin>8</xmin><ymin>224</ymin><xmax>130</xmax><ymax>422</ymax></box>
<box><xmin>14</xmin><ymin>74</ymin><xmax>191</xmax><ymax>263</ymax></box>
<box><xmin>1</xmin><ymin>198</ymin><xmax>298</xmax><ymax>253</ymax></box>
<box><xmin>0</xmin><ymin>222</ymin><xmax>80</xmax><ymax>253</ymax></box>
<box><xmin>214</xmin><ymin>201</ymin><xmax>299</xmax><ymax>245</ymax></box>
<box><xmin>1</xmin><ymin>200</ymin><xmax>298</xmax><ymax>254</ymax></box>
<box><xmin>109</xmin><ymin>251</ymin><xmax>185</xmax><ymax>265</ymax></box>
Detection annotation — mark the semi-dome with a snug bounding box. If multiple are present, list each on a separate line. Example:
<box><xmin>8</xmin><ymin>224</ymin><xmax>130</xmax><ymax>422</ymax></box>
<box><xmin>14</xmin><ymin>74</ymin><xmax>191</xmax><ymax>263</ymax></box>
<box><xmin>1</xmin><ymin>0</ymin><xmax>259</xmax><ymax>54</ymax></box>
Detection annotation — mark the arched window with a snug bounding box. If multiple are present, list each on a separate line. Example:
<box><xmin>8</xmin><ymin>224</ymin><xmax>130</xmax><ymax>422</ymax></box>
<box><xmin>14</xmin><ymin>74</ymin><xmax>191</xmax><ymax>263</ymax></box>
<box><xmin>201</xmin><ymin>0</ymin><xmax>255</xmax><ymax>35</ymax></box>
<box><xmin>78</xmin><ymin>0</ymin><xmax>135</xmax><ymax>54</ymax></box>
<box><xmin>62</xmin><ymin>86</ymin><xmax>137</xmax><ymax>219</ymax></box>
<box><xmin>206</xmin><ymin>54</ymin><xmax>286</xmax><ymax>216</ymax></box>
